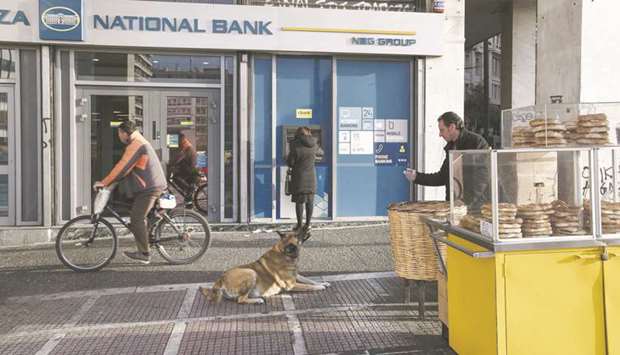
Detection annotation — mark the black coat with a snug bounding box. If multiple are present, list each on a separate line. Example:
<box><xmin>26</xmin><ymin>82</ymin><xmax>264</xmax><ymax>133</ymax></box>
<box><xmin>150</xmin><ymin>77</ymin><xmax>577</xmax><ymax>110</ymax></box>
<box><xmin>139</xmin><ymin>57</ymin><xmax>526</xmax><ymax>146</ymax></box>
<box><xmin>415</xmin><ymin>129</ymin><xmax>490</xmax><ymax>204</ymax></box>
<box><xmin>286</xmin><ymin>135</ymin><xmax>322</xmax><ymax>194</ymax></box>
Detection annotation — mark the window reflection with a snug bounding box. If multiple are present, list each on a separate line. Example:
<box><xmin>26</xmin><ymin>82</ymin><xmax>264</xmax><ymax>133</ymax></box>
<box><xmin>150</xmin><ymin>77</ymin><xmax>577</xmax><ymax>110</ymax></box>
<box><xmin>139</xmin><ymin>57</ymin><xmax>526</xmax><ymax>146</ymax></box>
<box><xmin>76</xmin><ymin>52</ymin><xmax>221</xmax><ymax>83</ymax></box>
<box><xmin>0</xmin><ymin>48</ymin><xmax>17</xmax><ymax>80</ymax></box>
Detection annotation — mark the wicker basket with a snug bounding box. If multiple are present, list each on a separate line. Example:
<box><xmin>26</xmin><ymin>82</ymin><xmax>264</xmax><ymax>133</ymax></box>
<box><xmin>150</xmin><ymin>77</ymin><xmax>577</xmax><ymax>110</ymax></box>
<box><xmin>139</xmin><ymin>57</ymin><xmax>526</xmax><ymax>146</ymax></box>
<box><xmin>388</xmin><ymin>201</ymin><xmax>466</xmax><ymax>280</ymax></box>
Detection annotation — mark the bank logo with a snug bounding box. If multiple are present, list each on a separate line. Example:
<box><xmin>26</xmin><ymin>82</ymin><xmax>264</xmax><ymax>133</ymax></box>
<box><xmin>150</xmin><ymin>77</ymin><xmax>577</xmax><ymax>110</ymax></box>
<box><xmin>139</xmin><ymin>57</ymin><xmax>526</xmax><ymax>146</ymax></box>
<box><xmin>39</xmin><ymin>0</ymin><xmax>83</xmax><ymax>41</ymax></box>
<box><xmin>41</xmin><ymin>7</ymin><xmax>80</xmax><ymax>32</ymax></box>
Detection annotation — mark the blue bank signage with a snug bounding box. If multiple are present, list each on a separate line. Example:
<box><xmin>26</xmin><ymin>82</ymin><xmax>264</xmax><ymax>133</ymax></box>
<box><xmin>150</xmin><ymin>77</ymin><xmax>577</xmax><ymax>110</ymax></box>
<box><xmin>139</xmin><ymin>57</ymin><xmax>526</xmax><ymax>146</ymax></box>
<box><xmin>39</xmin><ymin>0</ymin><xmax>83</xmax><ymax>41</ymax></box>
<box><xmin>0</xmin><ymin>10</ymin><xmax>30</xmax><ymax>26</ymax></box>
<box><xmin>0</xmin><ymin>0</ymin><xmax>443</xmax><ymax>56</ymax></box>
<box><xmin>93</xmin><ymin>15</ymin><xmax>273</xmax><ymax>35</ymax></box>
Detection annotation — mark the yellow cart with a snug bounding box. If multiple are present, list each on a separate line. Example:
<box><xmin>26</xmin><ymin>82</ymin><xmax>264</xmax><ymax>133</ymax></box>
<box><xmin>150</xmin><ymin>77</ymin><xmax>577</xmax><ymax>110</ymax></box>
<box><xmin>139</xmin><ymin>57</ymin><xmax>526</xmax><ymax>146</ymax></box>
<box><xmin>421</xmin><ymin>142</ymin><xmax>620</xmax><ymax>355</ymax></box>
<box><xmin>425</xmin><ymin>218</ymin><xmax>620</xmax><ymax>355</ymax></box>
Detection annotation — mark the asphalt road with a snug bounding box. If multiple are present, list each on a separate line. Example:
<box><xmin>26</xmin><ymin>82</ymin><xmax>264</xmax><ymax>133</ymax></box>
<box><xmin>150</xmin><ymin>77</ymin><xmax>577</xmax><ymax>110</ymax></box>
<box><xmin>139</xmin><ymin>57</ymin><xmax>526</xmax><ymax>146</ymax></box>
<box><xmin>0</xmin><ymin>225</ymin><xmax>394</xmax><ymax>300</ymax></box>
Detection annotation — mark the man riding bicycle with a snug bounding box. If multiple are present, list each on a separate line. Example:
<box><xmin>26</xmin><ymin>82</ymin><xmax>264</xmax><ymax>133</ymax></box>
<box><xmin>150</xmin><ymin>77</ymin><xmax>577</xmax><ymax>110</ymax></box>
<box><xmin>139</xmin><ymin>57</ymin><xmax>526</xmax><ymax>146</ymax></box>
<box><xmin>93</xmin><ymin>120</ymin><xmax>167</xmax><ymax>264</ymax></box>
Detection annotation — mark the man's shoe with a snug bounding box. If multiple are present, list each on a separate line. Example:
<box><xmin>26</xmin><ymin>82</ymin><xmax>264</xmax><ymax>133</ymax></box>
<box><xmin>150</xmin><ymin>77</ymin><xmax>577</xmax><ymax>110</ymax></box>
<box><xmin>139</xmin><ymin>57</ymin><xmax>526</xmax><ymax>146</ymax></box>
<box><xmin>124</xmin><ymin>251</ymin><xmax>151</xmax><ymax>265</ymax></box>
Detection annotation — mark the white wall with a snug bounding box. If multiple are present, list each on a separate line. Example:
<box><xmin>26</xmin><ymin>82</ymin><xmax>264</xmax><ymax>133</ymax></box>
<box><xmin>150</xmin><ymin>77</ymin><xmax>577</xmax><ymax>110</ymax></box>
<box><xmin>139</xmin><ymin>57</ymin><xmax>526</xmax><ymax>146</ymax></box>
<box><xmin>580</xmin><ymin>1</ymin><xmax>620</xmax><ymax>103</ymax></box>
<box><xmin>536</xmin><ymin>0</ymin><xmax>583</xmax><ymax>104</ymax></box>
<box><xmin>510</xmin><ymin>0</ymin><xmax>536</xmax><ymax>108</ymax></box>
<box><xmin>420</xmin><ymin>0</ymin><xmax>465</xmax><ymax>201</ymax></box>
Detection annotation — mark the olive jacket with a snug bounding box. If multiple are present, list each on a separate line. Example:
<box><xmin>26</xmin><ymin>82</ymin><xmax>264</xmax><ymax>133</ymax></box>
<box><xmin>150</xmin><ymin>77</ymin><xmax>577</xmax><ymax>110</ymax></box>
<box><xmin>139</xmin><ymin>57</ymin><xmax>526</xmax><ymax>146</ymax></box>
<box><xmin>286</xmin><ymin>135</ymin><xmax>323</xmax><ymax>195</ymax></box>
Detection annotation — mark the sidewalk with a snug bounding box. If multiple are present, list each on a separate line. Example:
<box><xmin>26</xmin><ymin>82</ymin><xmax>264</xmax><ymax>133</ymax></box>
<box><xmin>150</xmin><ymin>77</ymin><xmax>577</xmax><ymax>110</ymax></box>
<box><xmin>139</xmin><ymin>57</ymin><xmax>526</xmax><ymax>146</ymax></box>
<box><xmin>0</xmin><ymin>225</ymin><xmax>453</xmax><ymax>354</ymax></box>
<box><xmin>0</xmin><ymin>273</ymin><xmax>452</xmax><ymax>355</ymax></box>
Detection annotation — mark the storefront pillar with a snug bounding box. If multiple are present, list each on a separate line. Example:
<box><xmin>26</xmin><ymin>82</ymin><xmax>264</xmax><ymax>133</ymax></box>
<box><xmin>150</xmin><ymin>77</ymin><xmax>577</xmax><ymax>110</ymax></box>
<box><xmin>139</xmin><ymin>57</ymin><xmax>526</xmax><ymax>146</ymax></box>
<box><xmin>41</xmin><ymin>46</ymin><xmax>53</xmax><ymax>227</ymax></box>
<box><xmin>239</xmin><ymin>53</ymin><xmax>249</xmax><ymax>222</ymax></box>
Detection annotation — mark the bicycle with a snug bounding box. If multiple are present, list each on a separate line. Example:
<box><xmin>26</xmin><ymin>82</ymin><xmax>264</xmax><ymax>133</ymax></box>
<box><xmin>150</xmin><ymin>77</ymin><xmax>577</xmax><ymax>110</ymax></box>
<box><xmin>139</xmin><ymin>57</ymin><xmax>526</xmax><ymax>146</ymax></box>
<box><xmin>167</xmin><ymin>170</ymin><xmax>208</xmax><ymax>215</ymax></box>
<box><xmin>55</xmin><ymin>184</ymin><xmax>211</xmax><ymax>272</ymax></box>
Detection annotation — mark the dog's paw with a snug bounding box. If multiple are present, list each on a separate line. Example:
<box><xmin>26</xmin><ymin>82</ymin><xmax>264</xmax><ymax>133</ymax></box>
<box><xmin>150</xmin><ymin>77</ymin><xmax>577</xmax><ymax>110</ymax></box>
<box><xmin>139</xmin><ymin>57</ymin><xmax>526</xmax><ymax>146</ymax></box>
<box><xmin>257</xmin><ymin>297</ymin><xmax>266</xmax><ymax>304</ymax></box>
<box><xmin>317</xmin><ymin>281</ymin><xmax>330</xmax><ymax>288</ymax></box>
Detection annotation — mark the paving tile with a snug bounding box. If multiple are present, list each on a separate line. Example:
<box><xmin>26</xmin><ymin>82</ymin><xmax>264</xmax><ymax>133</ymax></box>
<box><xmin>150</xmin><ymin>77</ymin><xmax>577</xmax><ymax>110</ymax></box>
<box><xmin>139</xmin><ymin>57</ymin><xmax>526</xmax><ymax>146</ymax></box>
<box><xmin>51</xmin><ymin>323</ymin><xmax>174</xmax><ymax>355</ymax></box>
<box><xmin>0</xmin><ymin>298</ymin><xmax>88</xmax><ymax>334</ymax></box>
<box><xmin>188</xmin><ymin>289</ymin><xmax>284</xmax><ymax>318</ymax></box>
<box><xmin>77</xmin><ymin>291</ymin><xmax>185</xmax><ymax>325</ymax></box>
<box><xmin>179</xmin><ymin>316</ymin><xmax>293</xmax><ymax>355</ymax></box>
<box><xmin>299</xmin><ymin>306</ymin><xmax>442</xmax><ymax>354</ymax></box>
<box><xmin>291</xmin><ymin>279</ymin><xmax>398</xmax><ymax>310</ymax></box>
<box><xmin>0</xmin><ymin>335</ymin><xmax>49</xmax><ymax>355</ymax></box>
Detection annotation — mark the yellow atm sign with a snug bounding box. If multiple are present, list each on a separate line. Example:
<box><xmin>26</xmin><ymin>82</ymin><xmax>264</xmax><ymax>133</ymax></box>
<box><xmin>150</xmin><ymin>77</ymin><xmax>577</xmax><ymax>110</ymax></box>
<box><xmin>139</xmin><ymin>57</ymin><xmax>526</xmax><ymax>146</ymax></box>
<box><xmin>296</xmin><ymin>108</ymin><xmax>312</xmax><ymax>119</ymax></box>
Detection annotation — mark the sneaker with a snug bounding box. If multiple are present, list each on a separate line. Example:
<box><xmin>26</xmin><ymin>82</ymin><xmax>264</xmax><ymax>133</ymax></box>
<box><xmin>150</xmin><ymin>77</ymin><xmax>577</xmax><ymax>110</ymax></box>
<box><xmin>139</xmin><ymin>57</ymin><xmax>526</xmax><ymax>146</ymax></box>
<box><xmin>124</xmin><ymin>251</ymin><xmax>151</xmax><ymax>264</ymax></box>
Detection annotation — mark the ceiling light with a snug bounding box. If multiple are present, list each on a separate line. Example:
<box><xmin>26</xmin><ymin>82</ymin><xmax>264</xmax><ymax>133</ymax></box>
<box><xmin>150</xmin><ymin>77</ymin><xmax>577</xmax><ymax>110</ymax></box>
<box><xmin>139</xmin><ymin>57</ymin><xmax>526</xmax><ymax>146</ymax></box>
<box><xmin>92</xmin><ymin>58</ymin><xmax>100</xmax><ymax>62</ymax></box>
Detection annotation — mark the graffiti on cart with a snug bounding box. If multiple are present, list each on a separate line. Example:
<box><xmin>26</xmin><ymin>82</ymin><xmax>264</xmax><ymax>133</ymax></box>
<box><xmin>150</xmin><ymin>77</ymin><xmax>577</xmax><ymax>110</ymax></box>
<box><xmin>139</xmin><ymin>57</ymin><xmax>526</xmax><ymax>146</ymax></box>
<box><xmin>581</xmin><ymin>166</ymin><xmax>617</xmax><ymax>198</ymax></box>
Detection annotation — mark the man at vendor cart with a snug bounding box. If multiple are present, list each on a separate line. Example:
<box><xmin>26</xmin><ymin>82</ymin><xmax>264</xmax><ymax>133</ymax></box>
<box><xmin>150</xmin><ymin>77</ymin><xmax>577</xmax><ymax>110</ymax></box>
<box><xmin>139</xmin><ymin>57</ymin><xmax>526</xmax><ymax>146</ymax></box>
<box><xmin>404</xmin><ymin>111</ymin><xmax>490</xmax><ymax>209</ymax></box>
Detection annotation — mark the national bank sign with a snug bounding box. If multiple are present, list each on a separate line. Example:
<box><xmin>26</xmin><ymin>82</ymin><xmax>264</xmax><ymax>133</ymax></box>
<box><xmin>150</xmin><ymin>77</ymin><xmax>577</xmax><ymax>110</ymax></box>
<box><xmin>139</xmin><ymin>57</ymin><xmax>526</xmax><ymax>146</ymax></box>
<box><xmin>39</xmin><ymin>0</ymin><xmax>83</xmax><ymax>41</ymax></box>
<box><xmin>93</xmin><ymin>15</ymin><xmax>273</xmax><ymax>35</ymax></box>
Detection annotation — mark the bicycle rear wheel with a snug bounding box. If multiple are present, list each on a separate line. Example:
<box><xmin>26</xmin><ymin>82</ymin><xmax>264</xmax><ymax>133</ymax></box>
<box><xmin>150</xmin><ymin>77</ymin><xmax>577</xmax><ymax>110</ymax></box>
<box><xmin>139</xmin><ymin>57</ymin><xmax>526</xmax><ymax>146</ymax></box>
<box><xmin>154</xmin><ymin>208</ymin><xmax>210</xmax><ymax>264</ymax></box>
<box><xmin>56</xmin><ymin>215</ymin><xmax>117</xmax><ymax>272</ymax></box>
<box><xmin>193</xmin><ymin>184</ymin><xmax>208</xmax><ymax>215</ymax></box>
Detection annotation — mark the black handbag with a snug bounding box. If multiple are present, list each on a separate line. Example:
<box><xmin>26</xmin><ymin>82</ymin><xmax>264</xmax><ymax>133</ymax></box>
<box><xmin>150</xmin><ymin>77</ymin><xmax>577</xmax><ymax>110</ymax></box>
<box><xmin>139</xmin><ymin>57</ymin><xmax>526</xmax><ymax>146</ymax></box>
<box><xmin>285</xmin><ymin>168</ymin><xmax>292</xmax><ymax>196</ymax></box>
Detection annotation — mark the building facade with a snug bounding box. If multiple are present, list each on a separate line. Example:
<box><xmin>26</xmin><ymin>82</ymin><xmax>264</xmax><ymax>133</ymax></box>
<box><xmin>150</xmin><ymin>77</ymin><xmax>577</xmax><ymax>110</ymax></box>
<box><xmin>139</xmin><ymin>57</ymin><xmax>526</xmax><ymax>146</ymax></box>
<box><xmin>0</xmin><ymin>0</ymin><xmax>464</xmax><ymax>244</ymax></box>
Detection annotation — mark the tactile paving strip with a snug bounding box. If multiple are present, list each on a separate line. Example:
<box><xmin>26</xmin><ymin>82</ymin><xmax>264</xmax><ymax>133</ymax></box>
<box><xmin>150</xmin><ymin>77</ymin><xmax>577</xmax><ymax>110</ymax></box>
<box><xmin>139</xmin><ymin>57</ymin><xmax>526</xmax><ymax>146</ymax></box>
<box><xmin>0</xmin><ymin>298</ymin><xmax>88</xmax><ymax>334</ymax></box>
<box><xmin>51</xmin><ymin>323</ymin><xmax>174</xmax><ymax>355</ymax></box>
<box><xmin>299</xmin><ymin>306</ymin><xmax>441</xmax><ymax>354</ymax></box>
<box><xmin>0</xmin><ymin>335</ymin><xmax>49</xmax><ymax>355</ymax></box>
<box><xmin>77</xmin><ymin>291</ymin><xmax>185</xmax><ymax>325</ymax></box>
<box><xmin>188</xmin><ymin>289</ymin><xmax>284</xmax><ymax>318</ymax></box>
<box><xmin>179</xmin><ymin>316</ymin><xmax>293</xmax><ymax>355</ymax></box>
<box><xmin>291</xmin><ymin>278</ymin><xmax>398</xmax><ymax>310</ymax></box>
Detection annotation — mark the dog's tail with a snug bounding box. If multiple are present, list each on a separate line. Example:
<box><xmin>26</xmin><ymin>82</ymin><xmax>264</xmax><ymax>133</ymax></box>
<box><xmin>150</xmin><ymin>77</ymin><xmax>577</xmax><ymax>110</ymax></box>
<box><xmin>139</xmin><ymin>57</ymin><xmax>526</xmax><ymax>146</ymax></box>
<box><xmin>200</xmin><ymin>279</ymin><xmax>224</xmax><ymax>303</ymax></box>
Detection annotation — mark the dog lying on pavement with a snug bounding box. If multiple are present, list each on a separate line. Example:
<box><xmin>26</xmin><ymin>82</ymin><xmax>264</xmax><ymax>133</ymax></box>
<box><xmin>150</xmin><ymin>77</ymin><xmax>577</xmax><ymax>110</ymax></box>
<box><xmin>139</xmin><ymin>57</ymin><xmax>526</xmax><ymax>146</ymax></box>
<box><xmin>199</xmin><ymin>230</ymin><xmax>329</xmax><ymax>304</ymax></box>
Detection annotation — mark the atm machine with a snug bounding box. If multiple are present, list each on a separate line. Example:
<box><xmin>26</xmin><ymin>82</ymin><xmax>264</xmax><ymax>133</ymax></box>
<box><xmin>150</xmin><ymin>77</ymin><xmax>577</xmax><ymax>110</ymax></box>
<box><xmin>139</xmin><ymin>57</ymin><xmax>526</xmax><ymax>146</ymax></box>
<box><xmin>279</xmin><ymin>125</ymin><xmax>329</xmax><ymax>219</ymax></box>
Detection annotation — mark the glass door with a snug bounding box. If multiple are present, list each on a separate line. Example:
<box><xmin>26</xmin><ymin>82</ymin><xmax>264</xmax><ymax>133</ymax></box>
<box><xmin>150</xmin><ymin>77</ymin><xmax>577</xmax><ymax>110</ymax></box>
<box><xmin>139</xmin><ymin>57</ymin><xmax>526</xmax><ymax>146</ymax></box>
<box><xmin>76</xmin><ymin>89</ymin><xmax>151</xmax><ymax>216</ymax></box>
<box><xmin>0</xmin><ymin>86</ymin><xmax>14</xmax><ymax>224</ymax></box>
<box><xmin>160</xmin><ymin>90</ymin><xmax>220</xmax><ymax>221</ymax></box>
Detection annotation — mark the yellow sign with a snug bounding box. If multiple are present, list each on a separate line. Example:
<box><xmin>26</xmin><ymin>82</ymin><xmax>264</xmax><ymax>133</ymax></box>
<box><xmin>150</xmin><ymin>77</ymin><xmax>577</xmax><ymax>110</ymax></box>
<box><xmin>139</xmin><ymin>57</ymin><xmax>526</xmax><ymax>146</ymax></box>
<box><xmin>180</xmin><ymin>120</ymin><xmax>194</xmax><ymax>126</ymax></box>
<box><xmin>110</xmin><ymin>121</ymin><xmax>122</xmax><ymax>127</ymax></box>
<box><xmin>296</xmin><ymin>108</ymin><xmax>312</xmax><ymax>119</ymax></box>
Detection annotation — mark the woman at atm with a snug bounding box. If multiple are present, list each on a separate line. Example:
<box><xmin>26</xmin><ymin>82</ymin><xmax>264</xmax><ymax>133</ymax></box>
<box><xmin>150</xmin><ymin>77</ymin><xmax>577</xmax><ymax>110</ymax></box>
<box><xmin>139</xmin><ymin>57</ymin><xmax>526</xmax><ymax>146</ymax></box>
<box><xmin>287</xmin><ymin>126</ymin><xmax>323</xmax><ymax>236</ymax></box>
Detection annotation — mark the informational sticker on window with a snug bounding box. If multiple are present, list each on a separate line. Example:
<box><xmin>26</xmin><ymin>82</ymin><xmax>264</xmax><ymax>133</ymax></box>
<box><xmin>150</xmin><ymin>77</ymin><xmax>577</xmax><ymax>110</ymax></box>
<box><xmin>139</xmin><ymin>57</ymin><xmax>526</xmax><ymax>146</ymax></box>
<box><xmin>374</xmin><ymin>130</ymin><xmax>386</xmax><ymax>142</ymax></box>
<box><xmin>480</xmin><ymin>220</ymin><xmax>494</xmax><ymax>238</ymax></box>
<box><xmin>339</xmin><ymin>131</ymin><xmax>351</xmax><ymax>143</ymax></box>
<box><xmin>338</xmin><ymin>107</ymin><xmax>362</xmax><ymax>130</ymax></box>
<box><xmin>296</xmin><ymin>108</ymin><xmax>312</xmax><ymax>119</ymax></box>
<box><xmin>374</xmin><ymin>143</ymin><xmax>408</xmax><ymax>165</ymax></box>
<box><xmin>385</xmin><ymin>119</ymin><xmax>408</xmax><ymax>142</ymax></box>
<box><xmin>350</xmin><ymin>130</ymin><xmax>374</xmax><ymax>155</ymax></box>
<box><xmin>362</xmin><ymin>119</ymin><xmax>374</xmax><ymax>130</ymax></box>
<box><xmin>362</xmin><ymin>107</ymin><xmax>374</xmax><ymax>119</ymax></box>
<box><xmin>338</xmin><ymin>142</ymin><xmax>351</xmax><ymax>155</ymax></box>
<box><xmin>167</xmin><ymin>134</ymin><xmax>179</xmax><ymax>148</ymax></box>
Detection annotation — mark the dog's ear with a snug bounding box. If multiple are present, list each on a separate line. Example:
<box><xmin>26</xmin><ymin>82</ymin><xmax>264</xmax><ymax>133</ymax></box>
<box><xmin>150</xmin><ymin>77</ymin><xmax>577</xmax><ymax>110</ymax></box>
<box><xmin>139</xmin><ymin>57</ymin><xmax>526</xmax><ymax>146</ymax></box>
<box><xmin>276</xmin><ymin>230</ymin><xmax>288</xmax><ymax>239</ymax></box>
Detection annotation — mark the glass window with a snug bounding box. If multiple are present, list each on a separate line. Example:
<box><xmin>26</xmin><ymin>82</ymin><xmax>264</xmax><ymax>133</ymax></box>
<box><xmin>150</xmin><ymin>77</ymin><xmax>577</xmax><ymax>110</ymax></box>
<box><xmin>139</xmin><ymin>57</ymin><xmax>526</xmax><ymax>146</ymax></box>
<box><xmin>0</xmin><ymin>48</ymin><xmax>17</xmax><ymax>80</ymax></box>
<box><xmin>224</xmin><ymin>57</ymin><xmax>234</xmax><ymax>218</ymax></box>
<box><xmin>76</xmin><ymin>52</ymin><xmax>221</xmax><ymax>83</ymax></box>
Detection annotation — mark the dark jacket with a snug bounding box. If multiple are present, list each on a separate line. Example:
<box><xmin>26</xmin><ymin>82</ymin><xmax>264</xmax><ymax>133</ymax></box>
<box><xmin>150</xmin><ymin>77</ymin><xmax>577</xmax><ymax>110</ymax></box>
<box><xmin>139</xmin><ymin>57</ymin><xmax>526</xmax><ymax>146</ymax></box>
<box><xmin>102</xmin><ymin>131</ymin><xmax>167</xmax><ymax>194</ymax></box>
<box><xmin>286</xmin><ymin>135</ymin><xmax>323</xmax><ymax>194</ymax></box>
<box><xmin>415</xmin><ymin>128</ymin><xmax>489</xmax><ymax>203</ymax></box>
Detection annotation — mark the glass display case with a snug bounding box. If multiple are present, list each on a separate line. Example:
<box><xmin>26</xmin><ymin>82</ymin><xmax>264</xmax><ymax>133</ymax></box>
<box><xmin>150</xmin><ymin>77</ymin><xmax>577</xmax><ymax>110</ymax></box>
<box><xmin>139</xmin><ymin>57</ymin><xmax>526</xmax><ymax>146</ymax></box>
<box><xmin>449</xmin><ymin>147</ymin><xmax>596</xmax><ymax>243</ymax></box>
<box><xmin>593</xmin><ymin>146</ymin><xmax>620</xmax><ymax>240</ymax></box>
<box><xmin>501</xmin><ymin>102</ymin><xmax>620</xmax><ymax>148</ymax></box>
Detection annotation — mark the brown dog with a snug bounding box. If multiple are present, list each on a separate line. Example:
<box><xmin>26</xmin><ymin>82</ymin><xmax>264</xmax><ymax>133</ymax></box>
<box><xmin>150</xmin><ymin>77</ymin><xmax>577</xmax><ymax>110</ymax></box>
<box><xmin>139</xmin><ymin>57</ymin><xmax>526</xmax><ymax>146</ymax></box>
<box><xmin>199</xmin><ymin>230</ymin><xmax>329</xmax><ymax>304</ymax></box>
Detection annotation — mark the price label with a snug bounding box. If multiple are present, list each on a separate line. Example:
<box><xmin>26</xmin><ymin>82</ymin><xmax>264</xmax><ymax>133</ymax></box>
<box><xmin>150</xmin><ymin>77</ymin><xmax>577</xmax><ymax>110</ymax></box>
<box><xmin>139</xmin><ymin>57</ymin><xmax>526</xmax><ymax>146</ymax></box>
<box><xmin>480</xmin><ymin>220</ymin><xmax>494</xmax><ymax>238</ymax></box>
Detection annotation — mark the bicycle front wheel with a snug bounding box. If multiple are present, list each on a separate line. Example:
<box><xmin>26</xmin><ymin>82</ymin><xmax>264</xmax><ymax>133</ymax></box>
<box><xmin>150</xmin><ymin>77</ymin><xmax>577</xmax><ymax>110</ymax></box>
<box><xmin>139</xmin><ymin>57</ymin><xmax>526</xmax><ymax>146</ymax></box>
<box><xmin>193</xmin><ymin>184</ymin><xmax>208</xmax><ymax>215</ymax></box>
<box><xmin>155</xmin><ymin>208</ymin><xmax>211</xmax><ymax>264</ymax></box>
<box><xmin>56</xmin><ymin>215</ymin><xmax>117</xmax><ymax>272</ymax></box>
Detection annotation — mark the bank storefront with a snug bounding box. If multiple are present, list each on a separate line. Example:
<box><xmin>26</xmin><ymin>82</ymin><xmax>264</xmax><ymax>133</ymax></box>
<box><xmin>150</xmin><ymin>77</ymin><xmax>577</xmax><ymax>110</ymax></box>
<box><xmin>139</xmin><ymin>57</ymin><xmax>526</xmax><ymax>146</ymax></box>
<box><xmin>0</xmin><ymin>0</ymin><xmax>454</xmax><ymax>240</ymax></box>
